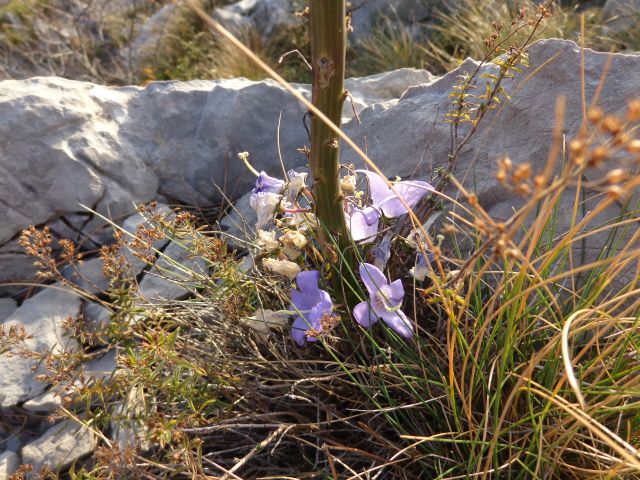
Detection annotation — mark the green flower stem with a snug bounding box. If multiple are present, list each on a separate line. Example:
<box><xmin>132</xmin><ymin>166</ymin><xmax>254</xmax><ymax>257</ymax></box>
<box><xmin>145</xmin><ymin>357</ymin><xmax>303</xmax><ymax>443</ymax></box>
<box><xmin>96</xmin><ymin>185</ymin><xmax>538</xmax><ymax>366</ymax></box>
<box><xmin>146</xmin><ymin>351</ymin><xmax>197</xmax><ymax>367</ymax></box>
<box><xmin>309</xmin><ymin>0</ymin><xmax>354</xmax><ymax>274</ymax></box>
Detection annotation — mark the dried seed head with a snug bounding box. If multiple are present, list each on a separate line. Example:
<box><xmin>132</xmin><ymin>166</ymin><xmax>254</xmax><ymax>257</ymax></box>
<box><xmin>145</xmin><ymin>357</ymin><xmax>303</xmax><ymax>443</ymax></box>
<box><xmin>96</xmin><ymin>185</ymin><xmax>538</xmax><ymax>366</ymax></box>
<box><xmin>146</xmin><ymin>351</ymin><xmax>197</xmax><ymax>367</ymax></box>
<box><xmin>606</xmin><ymin>168</ymin><xmax>627</xmax><ymax>184</ymax></box>
<box><xmin>627</xmin><ymin>99</ymin><xmax>640</xmax><ymax>122</ymax></box>
<box><xmin>601</xmin><ymin>115</ymin><xmax>623</xmax><ymax>135</ymax></box>
<box><xmin>587</xmin><ymin>107</ymin><xmax>603</xmax><ymax>124</ymax></box>
<box><xmin>606</xmin><ymin>185</ymin><xmax>623</xmax><ymax>200</ymax></box>
<box><xmin>588</xmin><ymin>146</ymin><xmax>609</xmax><ymax>167</ymax></box>
<box><xmin>569</xmin><ymin>139</ymin><xmax>586</xmax><ymax>155</ymax></box>
<box><xmin>512</xmin><ymin>163</ymin><xmax>532</xmax><ymax>183</ymax></box>
<box><xmin>627</xmin><ymin>139</ymin><xmax>640</xmax><ymax>154</ymax></box>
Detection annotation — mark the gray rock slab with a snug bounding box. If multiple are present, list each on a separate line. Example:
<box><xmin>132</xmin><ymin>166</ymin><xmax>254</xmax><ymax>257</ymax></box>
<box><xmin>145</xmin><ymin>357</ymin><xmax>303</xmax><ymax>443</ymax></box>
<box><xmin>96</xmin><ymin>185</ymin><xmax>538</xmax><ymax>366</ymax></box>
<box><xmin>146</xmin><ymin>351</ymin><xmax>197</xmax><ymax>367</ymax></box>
<box><xmin>62</xmin><ymin>257</ymin><xmax>110</xmax><ymax>295</ymax></box>
<box><xmin>22</xmin><ymin>349</ymin><xmax>118</xmax><ymax>413</ymax></box>
<box><xmin>603</xmin><ymin>0</ymin><xmax>640</xmax><ymax>33</ymax></box>
<box><xmin>0</xmin><ymin>451</ymin><xmax>19</xmax><ymax>479</ymax></box>
<box><xmin>0</xmin><ymin>297</ymin><xmax>17</xmax><ymax>321</ymax></box>
<box><xmin>0</xmin><ymin>286</ymin><xmax>82</xmax><ymax>408</ymax></box>
<box><xmin>0</xmin><ymin>69</ymin><xmax>433</xmax><ymax>250</ymax></box>
<box><xmin>20</xmin><ymin>420</ymin><xmax>96</xmax><ymax>474</ymax></box>
<box><xmin>137</xmin><ymin>236</ymin><xmax>209</xmax><ymax>304</ymax></box>
<box><xmin>342</xmin><ymin>39</ymin><xmax>640</xmax><ymax>200</ymax></box>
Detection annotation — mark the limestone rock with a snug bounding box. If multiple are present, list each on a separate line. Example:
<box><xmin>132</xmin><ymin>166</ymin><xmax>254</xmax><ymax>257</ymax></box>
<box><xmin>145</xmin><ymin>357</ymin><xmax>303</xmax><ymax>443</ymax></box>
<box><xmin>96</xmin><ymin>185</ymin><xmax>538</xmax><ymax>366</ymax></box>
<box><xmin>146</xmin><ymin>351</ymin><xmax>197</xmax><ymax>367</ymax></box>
<box><xmin>62</xmin><ymin>258</ymin><xmax>110</xmax><ymax>295</ymax></box>
<box><xmin>82</xmin><ymin>301</ymin><xmax>112</xmax><ymax>338</ymax></box>
<box><xmin>110</xmin><ymin>385</ymin><xmax>150</xmax><ymax>451</ymax></box>
<box><xmin>0</xmin><ymin>297</ymin><xmax>17</xmax><ymax>321</ymax></box>
<box><xmin>137</xmin><ymin>236</ymin><xmax>209</xmax><ymax>304</ymax></box>
<box><xmin>20</xmin><ymin>420</ymin><xmax>96</xmax><ymax>474</ymax></box>
<box><xmin>0</xmin><ymin>286</ymin><xmax>82</xmax><ymax>408</ymax></box>
<box><xmin>342</xmin><ymin>39</ymin><xmax>640</xmax><ymax>199</ymax></box>
<box><xmin>128</xmin><ymin>4</ymin><xmax>182</xmax><ymax>67</ymax></box>
<box><xmin>213</xmin><ymin>0</ymin><xmax>296</xmax><ymax>37</ymax></box>
<box><xmin>22</xmin><ymin>349</ymin><xmax>118</xmax><ymax>413</ymax></box>
<box><xmin>0</xmin><ymin>451</ymin><xmax>19</xmax><ymax>479</ymax></box>
<box><xmin>603</xmin><ymin>0</ymin><xmax>640</xmax><ymax>33</ymax></box>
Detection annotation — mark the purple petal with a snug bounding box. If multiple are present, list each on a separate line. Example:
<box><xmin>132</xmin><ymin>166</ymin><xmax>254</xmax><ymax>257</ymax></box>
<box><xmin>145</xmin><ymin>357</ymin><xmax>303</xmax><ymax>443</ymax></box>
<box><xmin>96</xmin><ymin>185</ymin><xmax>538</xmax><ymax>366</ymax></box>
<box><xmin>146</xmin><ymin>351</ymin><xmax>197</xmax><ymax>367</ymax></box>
<box><xmin>381</xmin><ymin>310</ymin><xmax>414</xmax><ymax>338</ymax></box>
<box><xmin>371</xmin><ymin>233</ymin><xmax>392</xmax><ymax>270</ymax></box>
<box><xmin>357</xmin><ymin>170</ymin><xmax>391</xmax><ymax>205</ymax></box>
<box><xmin>361</xmin><ymin>206</ymin><xmax>381</xmax><ymax>226</ymax></box>
<box><xmin>296</xmin><ymin>270</ymin><xmax>321</xmax><ymax>295</ymax></box>
<box><xmin>254</xmin><ymin>171</ymin><xmax>285</xmax><ymax>195</ymax></box>
<box><xmin>359</xmin><ymin>262</ymin><xmax>388</xmax><ymax>297</ymax></box>
<box><xmin>386</xmin><ymin>279</ymin><xmax>405</xmax><ymax>305</ymax></box>
<box><xmin>353</xmin><ymin>301</ymin><xmax>379</xmax><ymax>328</ymax></box>
<box><xmin>379</xmin><ymin>180</ymin><xmax>432</xmax><ymax>218</ymax></box>
<box><xmin>346</xmin><ymin>209</ymin><xmax>379</xmax><ymax>243</ymax></box>
<box><xmin>291</xmin><ymin>316</ymin><xmax>310</xmax><ymax>346</ymax></box>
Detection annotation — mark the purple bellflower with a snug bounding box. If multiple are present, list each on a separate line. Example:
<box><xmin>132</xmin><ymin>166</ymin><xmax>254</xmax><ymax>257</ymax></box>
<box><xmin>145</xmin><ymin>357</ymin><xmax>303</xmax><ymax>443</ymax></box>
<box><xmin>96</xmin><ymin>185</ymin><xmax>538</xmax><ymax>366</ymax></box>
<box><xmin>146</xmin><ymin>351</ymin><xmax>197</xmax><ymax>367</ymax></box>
<box><xmin>250</xmin><ymin>171</ymin><xmax>286</xmax><ymax>229</ymax></box>
<box><xmin>353</xmin><ymin>263</ymin><xmax>414</xmax><ymax>338</ymax></box>
<box><xmin>345</xmin><ymin>204</ymin><xmax>379</xmax><ymax>243</ymax></box>
<box><xmin>252</xmin><ymin>171</ymin><xmax>285</xmax><ymax>195</ymax></box>
<box><xmin>290</xmin><ymin>270</ymin><xmax>336</xmax><ymax>346</ymax></box>
<box><xmin>356</xmin><ymin>169</ymin><xmax>433</xmax><ymax>228</ymax></box>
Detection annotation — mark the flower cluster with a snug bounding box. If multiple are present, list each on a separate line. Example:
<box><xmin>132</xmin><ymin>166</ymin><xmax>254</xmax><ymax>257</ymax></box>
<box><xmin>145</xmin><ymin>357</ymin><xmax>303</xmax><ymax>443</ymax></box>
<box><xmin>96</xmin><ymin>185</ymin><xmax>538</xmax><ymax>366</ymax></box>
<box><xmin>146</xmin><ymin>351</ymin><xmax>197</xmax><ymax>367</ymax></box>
<box><xmin>242</xmin><ymin>153</ymin><xmax>434</xmax><ymax>346</ymax></box>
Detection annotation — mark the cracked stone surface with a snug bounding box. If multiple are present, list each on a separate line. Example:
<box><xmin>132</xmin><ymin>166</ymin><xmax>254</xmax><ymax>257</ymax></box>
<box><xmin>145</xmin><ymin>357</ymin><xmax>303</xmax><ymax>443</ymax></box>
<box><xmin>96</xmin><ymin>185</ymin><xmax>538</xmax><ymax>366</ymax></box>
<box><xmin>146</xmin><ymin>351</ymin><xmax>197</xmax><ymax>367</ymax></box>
<box><xmin>0</xmin><ymin>286</ymin><xmax>82</xmax><ymax>408</ymax></box>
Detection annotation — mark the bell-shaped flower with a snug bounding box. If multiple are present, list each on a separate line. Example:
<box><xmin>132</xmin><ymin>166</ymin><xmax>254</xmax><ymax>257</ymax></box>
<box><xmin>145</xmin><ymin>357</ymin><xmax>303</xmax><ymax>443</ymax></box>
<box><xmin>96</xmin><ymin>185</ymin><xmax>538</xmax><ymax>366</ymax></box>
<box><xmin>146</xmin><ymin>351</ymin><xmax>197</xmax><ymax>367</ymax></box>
<box><xmin>353</xmin><ymin>263</ymin><xmax>414</xmax><ymax>338</ymax></box>
<box><xmin>252</xmin><ymin>171</ymin><xmax>285</xmax><ymax>195</ymax></box>
<box><xmin>345</xmin><ymin>204</ymin><xmax>379</xmax><ymax>243</ymax></box>
<box><xmin>409</xmin><ymin>252</ymin><xmax>432</xmax><ymax>281</ymax></box>
<box><xmin>357</xmin><ymin>170</ymin><xmax>433</xmax><ymax>226</ymax></box>
<box><xmin>290</xmin><ymin>270</ymin><xmax>336</xmax><ymax>346</ymax></box>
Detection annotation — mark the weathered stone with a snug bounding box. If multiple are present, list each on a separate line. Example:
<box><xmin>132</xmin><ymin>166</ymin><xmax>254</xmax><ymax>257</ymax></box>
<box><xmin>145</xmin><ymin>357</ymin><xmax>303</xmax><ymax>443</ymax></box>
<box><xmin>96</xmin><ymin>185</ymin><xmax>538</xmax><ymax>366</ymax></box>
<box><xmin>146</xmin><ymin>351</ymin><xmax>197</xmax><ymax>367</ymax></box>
<box><xmin>20</xmin><ymin>420</ymin><xmax>96</xmax><ymax>474</ymax></box>
<box><xmin>0</xmin><ymin>286</ymin><xmax>82</xmax><ymax>408</ymax></box>
<box><xmin>342</xmin><ymin>40</ymin><xmax>640</xmax><ymax>197</ymax></box>
<box><xmin>62</xmin><ymin>258</ymin><xmax>110</xmax><ymax>295</ymax></box>
<box><xmin>22</xmin><ymin>349</ymin><xmax>118</xmax><ymax>413</ymax></box>
<box><xmin>128</xmin><ymin>4</ymin><xmax>182</xmax><ymax>67</ymax></box>
<box><xmin>137</xmin><ymin>236</ymin><xmax>209</xmax><ymax>304</ymax></box>
<box><xmin>110</xmin><ymin>385</ymin><xmax>150</xmax><ymax>451</ymax></box>
<box><xmin>0</xmin><ymin>451</ymin><xmax>19</xmax><ymax>479</ymax></box>
<box><xmin>212</xmin><ymin>0</ymin><xmax>296</xmax><ymax>37</ymax></box>
<box><xmin>0</xmin><ymin>69</ymin><xmax>430</xmax><ymax>260</ymax></box>
<box><xmin>82</xmin><ymin>301</ymin><xmax>112</xmax><ymax>337</ymax></box>
<box><xmin>0</xmin><ymin>297</ymin><xmax>17</xmax><ymax>321</ymax></box>
<box><xmin>603</xmin><ymin>0</ymin><xmax>640</xmax><ymax>34</ymax></box>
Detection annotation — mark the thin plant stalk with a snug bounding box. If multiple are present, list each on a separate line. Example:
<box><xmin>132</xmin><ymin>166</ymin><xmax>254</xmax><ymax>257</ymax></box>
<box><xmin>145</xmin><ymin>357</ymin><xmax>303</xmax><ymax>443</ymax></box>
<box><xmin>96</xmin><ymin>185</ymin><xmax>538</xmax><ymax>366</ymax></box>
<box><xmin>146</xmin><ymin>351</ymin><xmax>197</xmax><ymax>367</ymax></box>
<box><xmin>308</xmin><ymin>1</ymin><xmax>352</xmax><ymax>265</ymax></box>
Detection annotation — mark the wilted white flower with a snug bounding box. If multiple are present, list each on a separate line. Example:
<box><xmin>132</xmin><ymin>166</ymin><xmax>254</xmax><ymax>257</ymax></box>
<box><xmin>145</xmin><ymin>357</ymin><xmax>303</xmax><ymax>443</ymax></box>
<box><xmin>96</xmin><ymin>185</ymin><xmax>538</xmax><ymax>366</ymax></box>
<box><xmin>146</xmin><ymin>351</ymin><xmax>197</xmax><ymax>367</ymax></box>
<box><xmin>256</xmin><ymin>229</ymin><xmax>279</xmax><ymax>252</ymax></box>
<box><xmin>250</xmin><ymin>192</ymin><xmax>282</xmax><ymax>228</ymax></box>
<box><xmin>280</xmin><ymin>212</ymin><xmax>318</xmax><ymax>230</ymax></box>
<box><xmin>262</xmin><ymin>257</ymin><xmax>301</xmax><ymax>280</ymax></box>
<box><xmin>282</xmin><ymin>230</ymin><xmax>307</xmax><ymax>249</ymax></box>
<box><xmin>409</xmin><ymin>253</ymin><xmax>431</xmax><ymax>281</ymax></box>
<box><xmin>281</xmin><ymin>230</ymin><xmax>308</xmax><ymax>260</ymax></box>
<box><xmin>285</xmin><ymin>170</ymin><xmax>308</xmax><ymax>202</ymax></box>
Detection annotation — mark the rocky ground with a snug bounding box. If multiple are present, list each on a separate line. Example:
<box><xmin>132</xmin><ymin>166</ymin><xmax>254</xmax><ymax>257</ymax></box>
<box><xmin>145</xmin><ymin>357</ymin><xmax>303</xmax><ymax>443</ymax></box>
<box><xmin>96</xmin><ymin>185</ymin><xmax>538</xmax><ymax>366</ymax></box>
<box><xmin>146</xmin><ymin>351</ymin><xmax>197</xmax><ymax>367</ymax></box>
<box><xmin>0</xmin><ymin>0</ymin><xmax>640</xmax><ymax>477</ymax></box>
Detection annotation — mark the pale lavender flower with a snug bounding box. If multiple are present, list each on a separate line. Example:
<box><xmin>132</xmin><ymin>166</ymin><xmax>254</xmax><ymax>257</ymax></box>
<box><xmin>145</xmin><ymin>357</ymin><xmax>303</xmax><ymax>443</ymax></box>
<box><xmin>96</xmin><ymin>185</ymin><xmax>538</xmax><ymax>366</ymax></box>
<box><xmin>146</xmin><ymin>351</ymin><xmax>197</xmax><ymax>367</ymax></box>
<box><xmin>290</xmin><ymin>270</ymin><xmax>336</xmax><ymax>346</ymax></box>
<box><xmin>353</xmin><ymin>263</ymin><xmax>414</xmax><ymax>338</ymax></box>
<box><xmin>357</xmin><ymin>169</ymin><xmax>433</xmax><ymax>226</ymax></box>
<box><xmin>409</xmin><ymin>252</ymin><xmax>432</xmax><ymax>281</ymax></box>
<box><xmin>345</xmin><ymin>204</ymin><xmax>379</xmax><ymax>243</ymax></box>
<box><xmin>252</xmin><ymin>171</ymin><xmax>285</xmax><ymax>195</ymax></box>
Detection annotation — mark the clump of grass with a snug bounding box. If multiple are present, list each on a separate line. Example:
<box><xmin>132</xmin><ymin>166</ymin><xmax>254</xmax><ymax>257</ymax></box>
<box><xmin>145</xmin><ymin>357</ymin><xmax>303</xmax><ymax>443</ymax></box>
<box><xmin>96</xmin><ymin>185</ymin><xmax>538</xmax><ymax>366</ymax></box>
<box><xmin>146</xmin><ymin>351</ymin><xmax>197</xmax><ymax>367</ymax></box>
<box><xmin>150</xmin><ymin>6</ymin><xmax>312</xmax><ymax>83</ymax></box>
<box><xmin>422</xmin><ymin>0</ymin><xmax>640</xmax><ymax>74</ymax></box>
<box><xmin>348</xmin><ymin>13</ymin><xmax>427</xmax><ymax>77</ymax></box>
